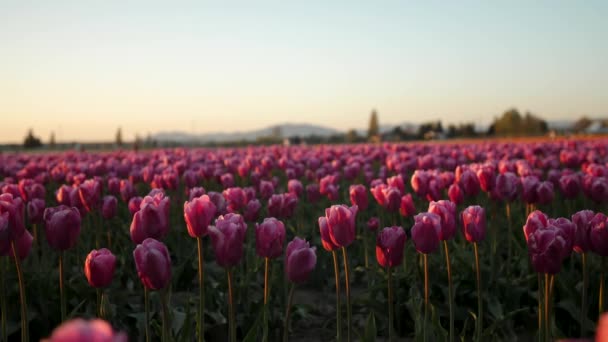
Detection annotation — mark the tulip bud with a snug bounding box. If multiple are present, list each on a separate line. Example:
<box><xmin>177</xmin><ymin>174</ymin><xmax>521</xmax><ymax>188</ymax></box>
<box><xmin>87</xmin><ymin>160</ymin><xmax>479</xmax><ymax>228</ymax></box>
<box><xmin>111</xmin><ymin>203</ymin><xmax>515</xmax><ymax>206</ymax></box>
<box><xmin>256</xmin><ymin>217</ymin><xmax>286</xmax><ymax>259</ymax></box>
<box><xmin>243</xmin><ymin>199</ymin><xmax>262</xmax><ymax>222</ymax></box>
<box><xmin>133</xmin><ymin>238</ymin><xmax>172</xmax><ymax>290</ymax></box>
<box><xmin>130</xmin><ymin>194</ymin><xmax>170</xmax><ymax>244</ymax></box>
<box><xmin>429</xmin><ymin>200</ymin><xmax>457</xmax><ymax>240</ymax></box>
<box><xmin>78</xmin><ymin>179</ymin><xmax>102</xmax><ymax>213</ymax></box>
<box><xmin>285</xmin><ymin>237</ymin><xmax>317</xmax><ymax>283</ymax></box>
<box><xmin>128</xmin><ymin>196</ymin><xmax>143</xmax><ymax>216</ymax></box>
<box><xmin>45</xmin><ymin>318</ymin><xmax>127</xmax><ymax>342</ymax></box>
<box><xmin>43</xmin><ymin>205</ymin><xmax>82</xmax><ymax>251</ymax></box>
<box><xmin>322</xmin><ymin>204</ymin><xmax>358</xmax><ymax>248</ymax></box>
<box><xmin>184</xmin><ymin>195</ymin><xmax>217</xmax><ymax>238</ymax></box>
<box><xmin>448</xmin><ymin>184</ymin><xmax>464</xmax><ymax>205</ymax></box>
<box><xmin>27</xmin><ymin>198</ymin><xmax>46</xmax><ymax>224</ymax></box>
<box><xmin>376</xmin><ymin>226</ymin><xmax>407</xmax><ymax>268</ymax></box>
<box><xmin>397</xmin><ymin>194</ymin><xmax>415</xmax><ymax>218</ymax></box>
<box><xmin>572</xmin><ymin>210</ymin><xmax>594</xmax><ymax>253</ymax></box>
<box><xmin>101</xmin><ymin>196</ymin><xmax>118</xmax><ymax>220</ymax></box>
<box><xmin>411</xmin><ymin>212</ymin><xmax>442</xmax><ymax>254</ymax></box>
<box><xmin>84</xmin><ymin>248</ymin><xmax>116</xmax><ymax>288</ymax></box>
<box><xmin>349</xmin><ymin>184</ymin><xmax>369</xmax><ymax>211</ymax></box>
<box><xmin>591</xmin><ymin>213</ymin><xmax>608</xmax><ymax>256</ymax></box>
<box><xmin>461</xmin><ymin>205</ymin><xmax>486</xmax><ymax>243</ymax></box>
<box><xmin>208</xmin><ymin>213</ymin><xmax>247</xmax><ymax>268</ymax></box>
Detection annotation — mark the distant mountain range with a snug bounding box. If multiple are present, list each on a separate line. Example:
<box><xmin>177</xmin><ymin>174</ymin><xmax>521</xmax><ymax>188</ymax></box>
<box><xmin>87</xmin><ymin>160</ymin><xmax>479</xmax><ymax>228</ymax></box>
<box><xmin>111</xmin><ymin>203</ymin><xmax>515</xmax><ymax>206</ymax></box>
<box><xmin>151</xmin><ymin>120</ymin><xmax>577</xmax><ymax>143</ymax></box>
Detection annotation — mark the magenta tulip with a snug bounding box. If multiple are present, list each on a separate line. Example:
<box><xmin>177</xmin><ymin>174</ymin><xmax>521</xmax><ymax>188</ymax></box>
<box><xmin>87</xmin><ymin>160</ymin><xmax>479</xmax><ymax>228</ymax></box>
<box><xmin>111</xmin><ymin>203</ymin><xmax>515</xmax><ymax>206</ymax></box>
<box><xmin>536</xmin><ymin>181</ymin><xmax>554</xmax><ymax>205</ymax></box>
<box><xmin>429</xmin><ymin>200</ymin><xmax>457</xmax><ymax>240</ymax></box>
<box><xmin>288</xmin><ymin>179</ymin><xmax>304</xmax><ymax>197</ymax></box>
<box><xmin>130</xmin><ymin>194</ymin><xmax>170</xmax><ymax>244</ymax></box>
<box><xmin>411</xmin><ymin>212</ymin><xmax>442</xmax><ymax>254</ymax></box>
<box><xmin>128</xmin><ymin>196</ymin><xmax>143</xmax><ymax>216</ymax></box>
<box><xmin>461</xmin><ymin>206</ymin><xmax>486</xmax><ymax>243</ymax></box>
<box><xmin>45</xmin><ymin>318</ymin><xmax>127</xmax><ymax>342</ymax></box>
<box><xmin>0</xmin><ymin>193</ymin><xmax>26</xmax><ymax>240</ymax></box>
<box><xmin>184</xmin><ymin>195</ymin><xmax>217</xmax><ymax>238</ymax></box>
<box><xmin>78</xmin><ymin>179</ymin><xmax>102</xmax><ymax>212</ymax></box>
<box><xmin>448</xmin><ymin>184</ymin><xmax>464</xmax><ymax>205</ymax></box>
<box><xmin>27</xmin><ymin>198</ymin><xmax>46</xmax><ymax>224</ymax></box>
<box><xmin>243</xmin><ymin>199</ymin><xmax>262</xmax><ymax>222</ymax></box>
<box><xmin>367</xmin><ymin>217</ymin><xmax>380</xmax><ymax>232</ymax></box>
<box><xmin>590</xmin><ymin>213</ymin><xmax>608</xmax><ymax>257</ymax></box>
<box><xmin>376</xmin><ymin>226</ymin><xmax>407</xmax><ymax>267</ymax></box>
<box><xmin>43</xmin><ymin>205</ymin><xmax>81</xmax><ymax>251</ymax></box>
<box><xmin>208</xmin><ymin>213</ymin><xmax>247</xmax><ymax>268</ymax></box>
<box><xmin>527</xmin><ymin>226</ymin><xmax>567</xmax><ymax>274</ymax></box>
<box><xmin>256</xmin><ymin>217</ymin><xmax>286</xmax><ymax>258</ymax></box>
<box><xmin>223</xmin><ymin>187</ymin><xmax>247</xmax><ymax>212</ymax></box>
<box><xmin>285</xmin><ymin>237</ymin><xmax>317</xmax><ymax>283</ymax></box>
<box><xmin>349</xmin><ymin>184</ymin><xmax>369</xmax><ymax>211</ymax></box>
<box><xmin>399</xmin><ymin>194</ymin><xmax>417</xmax><ymax>217</ymax></box>
<box><xmin>495</xmin><ymin>172</ymin><xmax>519</xmax><ymax>202</ymax></box>
<box><xmin>84</xmin><ymin>248</ymin><xmax>116</xmax><ymax>288</ymax></box>
<box><xmin>322</xmin><ymin>204</ymin><xmax>358</xmax><ymax>248</ymax></box>
<box><xmin>133</xmin><ymin>238</ymin><xmax>172</xmax><ymax>290</ymax></box>
<box><xmin>572</xmin><ymin>210</ymin><xmax>594</xmax><ymax>253</ymax></box>
<box><xmin>101</xmin><ymin>196</ymin><xmax>118</xmax><ymax>220</ymax></box>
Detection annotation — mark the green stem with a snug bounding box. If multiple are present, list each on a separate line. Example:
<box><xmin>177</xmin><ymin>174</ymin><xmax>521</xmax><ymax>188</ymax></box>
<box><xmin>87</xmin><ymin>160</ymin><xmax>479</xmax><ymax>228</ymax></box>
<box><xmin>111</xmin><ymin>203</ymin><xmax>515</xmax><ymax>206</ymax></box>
<box><xmin>1</xmin><ymin>258</ymin><xmax>6</xmax><ymax>342</ymax></box>
<box><xmin>283</xmin><ymin>283</ymin><xmax>296</xmax><ymax>342</ymax></box>
<box><xmin>444</xmin><ymin>241</ymin><xmax>454</xmax><ymax>342</ymax></box>
<box><xmin>581</xmin><ymin>253</ymin><xmax>588</xmax><ymax>336</ymax></box>
<box><xmin>342</xmin><ymin>247</ymin><xmax>352</xmax><ymax>342</ymax></box>
<box><xmin>59</xmin><ymin>251</ymin><xmax>66</xmax><ymax>322</ymax></box>
<box><xmin>538</xmin><ymin>273</ymin><xmax>543</xmax><ymax>342</ymax></box>
<box><xmin>423</xmin><ymin>253</ymin><xmax>429</xmax><ymax>342</ymax></box>
<box><xmin>474</xmin><ymin>242</ymin><xmax>482</xmax><ymax>342</ymax></box>
<box><xmin>144</xmin><ymin>287</ymin><xmax>150</xmax><ymax>342</ymax></box>
<box><xmin>263</xmin><ymin>257</ymin><xmax>270</xmax><ymax>342</ymax></box>
<box><xmin>545</xmin><ymin>274</ymin><xmax>550</xmax><ymax>342</ymax></box>
<box><xmin>332</xmin><ymin>251</ymin><xmax>342</xmax><ymax>342</ymax></box>
<box><xmin>506</xmin><ymin>202</ymin><xmax>512</xmax><ymax>271</ymax></box>
<box><xmin>12</xmin><ymin>242</ymin><xmax>29</xmax><ymax>342</ymax></box>
<box><xmin>601</xmin><ymin>257</ymin><xmax>605</xmax><ymax>317</ymax></box>
<box><xmin>227</xmin><ymin>269</ymin><xmax>236</xmax><ymax>342</ymax></box>
<box><xmin>96</xmin><ymin>288</ymin><xmax>103</xmax><ymax>319</ymax></box>
<box><xmin>161</xmin><ymin>289</ymin><xmax>171</xmax><ymax>342</ymax></box>
<box><xmin>388</xmin><ymin>266</ymin><xmax>394</xmax><ymax>342</ymax></box>
<box><xmin>197</xmin><ymin>237</ymin><xmax>205</xmax><ymax>342</ymax></box>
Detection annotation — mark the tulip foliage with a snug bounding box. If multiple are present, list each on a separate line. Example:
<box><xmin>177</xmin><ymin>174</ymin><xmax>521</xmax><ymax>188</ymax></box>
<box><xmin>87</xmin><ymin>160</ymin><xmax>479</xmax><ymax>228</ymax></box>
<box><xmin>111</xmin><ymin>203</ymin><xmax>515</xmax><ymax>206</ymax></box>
<box><xmin>0</xmin><ymin>139</ymin><xmax>607</xmax><ymax>341</ymax></box>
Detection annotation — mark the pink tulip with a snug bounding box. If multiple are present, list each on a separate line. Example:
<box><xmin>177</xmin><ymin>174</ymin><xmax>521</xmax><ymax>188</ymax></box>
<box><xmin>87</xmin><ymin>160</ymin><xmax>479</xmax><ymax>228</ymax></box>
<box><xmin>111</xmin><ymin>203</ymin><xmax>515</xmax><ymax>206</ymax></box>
<box><xmin>223</xmin><ymin>187</ymin><xmax>247</xmax><ymax>213</ymax></box>
<box><xmin>535</xmin><ymin>181</ymin><xmax>554</xmax><ymax>205</ymax></box>
<box><xmin>285</xmin><ymin>237</ymin><xmax>317</xmax><ymax>283</ymax></box>
<box><xmin>184</xmin><ymin>194</ymin><xmax>217</xmax><ymax>238</ymax></box>
<box><xmin>367</xmin><ymin>217</ymin><xmax>380</xmax><ymax>232</ymax></box>
<box><xmin>399</xmin><ymin>194</ymin><xmax>416</xmax><ymax>217</ymax></box>
<box><xmin>461</xmin><ymin>206</ymin><xmax>486</xmax><ymax>243</ymax></box>
<box><xmin>527</xmin><ymin>225</ymin><xmax>567</xmax><ymax>274</ymax></box>
<box><xmin>376</xmin><ymin>226</ymin><xmax>407</xmax><ymax>267</ymax></box>
<box><xmin>128</xmin><ymin>196</ymin><xmax>143</xmax><ymax>216</ymax></box>
<box><xmin>44</xmin><ymin>318</ymin><xmax>127</xmax><ymax>342</ymax></box>
<box><xmin>243</xmin><ymin>199</ymin><xmax>262</xmax><ymax>222</ymax></box>
<box><xmin>572</xmin><ymin>210</ymin><xmax>594</xmax><ymax>253</ymax></box>
<box><xmin>208</xmin><ymin>213</ymin><xmax>247</xmax><ymax>268</ymax></box>
<box><xmin>0</xmin><ymin>193</ymin><xmax>26</xmax><ymax>240</ymax></box>
<box><xmin>288</xmin><ymin>179</ymin><xmax>303</xmax><ymax>197</ymax></box>
<box><xmin>101</xmin><ymin>196</ymin><xmax>118</xmax><ymax>220</ymax></box>
<box><xmin>411</xmin><ymin>212</ymin><xmax>442</xmax><ymax>254</ymax></box>
<box><xmin>448</xmin><ymin>184</ymin><xmax>464</xmax><ymax>205</ymax></box>
<box><xmin>318</xmin><ymin>216</ymin><xmax>340</xmax><ymax>251</ymax></box>
<box><xmin>322</xmin><ymin>204</ymin><xmax>358</xmax><ymax>248</ymax></box>
<box><xmin>495</xmin><ymin>172</ymin><xmax>519</xmax><ymax>202</ymax></box>
<box><xmin>133</xmin><ymin>238</ymin><xmax>172</xmax><ymax>290</ymax></box>
<box><xmin>84</xmin><ymin>248</ymin><xmax>116</xmax><ymax>288</ymax></box>
<box><xmin>56</xmin><ymin>185</ymin><xmax>72</xmax><ymax>206</ymax></box>
<box><xmin>78</xmin><ymin>179</ymin><xmax>102</xmax><ymax>213</ymax></box>
<box><xmin>268</xmin><ymin>193</ymin><xmax>298</xmax><ymax>219</ymax></box>
<box><xmin>27</xmin><ymin>198</ymin><xmax>46</xmax><ymax>224</ymax></box>
<box><xmin>349</xmin><ymin>184</ymin><xmax>369</xmax><ymax>211</ymax></box>
<box><xmin>259</xmin><ymin>180</ymin><xmax>275</xmax><ymax>200</ymax></box>
<box><xmin>43</xmin><ymin>205</ymin><xmax>81</xmax><ymax>251</ymax></box>
<box><xmin>119</xmin><ymin>180</ymin><xmax>136</xmax><ymax>202</ymax></box>
<box><xmin>476</xmin><ymin>167</ymin><xmax>495</xmax><ymax>193</ymax></box>
<box><xmin>429</xmin><ymin>200</ymin><xmax>457</xmax><ymax>240</ymax></box>
<box><xmin>256</xmin><ymin>217</ymin><xmax>286</xmax><ymax>259</ymax></box>
<box><xmin>187</xmin><ymin>187</ymin><xmax>206</xmax><ymax>201</ymax></box>
<box><xmin>459</xmin><ymin>170</ymin><xmax>480</xmax><ymax>197</ymax></box>
<box><xmin>548</xmin><ymin>217</ymin><xmax>575</xmax><ymax>259</ymax></box>
<box><xmin>524</xmin><ymin>210</ymin><xmax>549</xmax><ymax>241</ymax></box>
<box><xmin>590</xmin><ymin>213</ymin><xmax>608</xmax><ymax>257</ymax></box>
<box><xmin>130</xmin><ymin>194</ymin><xmax>170</xmax><ymax>244</ymax></box>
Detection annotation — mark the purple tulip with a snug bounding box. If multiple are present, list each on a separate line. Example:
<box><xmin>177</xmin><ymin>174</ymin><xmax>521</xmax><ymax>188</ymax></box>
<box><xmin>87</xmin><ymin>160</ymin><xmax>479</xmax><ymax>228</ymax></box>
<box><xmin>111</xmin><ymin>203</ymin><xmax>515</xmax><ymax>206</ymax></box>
<box><xmin>84</xmin><ymin>248</ymin><xmax>116</xmax><ymax>288</ymax></box>
<box><xmin>411</xmin><ymin>212</ymin><xmax>442</xmax><ymax>254</ymax></box>
<box><xmin>208</xmin><ymin>213</ymin><xmax>247</xmax><ymax>268</ymax></box>
<box><xmin>376</xmin><ymin>226</ymin><xmax>407</xmax><ymax>268</ymax></box>
<box><xmin>133</xmin><ymin>238</ymin><xmax>172</xmax><ymax>290</ymax></box>
<box><xmin>43</xmin><ymin>205</ymin><xmax>81</xmax><ymax>251</ymax></box>
<box><xmin>256</xmin><ymin>217</ymin><xmax>286</xmax><ymax>259</ymax></box>
<box><xmin>184</xmin><ymin>195</ymin><xmax>217</xmax><ymax>238</ymax></box>
<box><xmin>285</xmin><ymin>237</ymin><xmax>317</xmax><ymax>283</ymax></box>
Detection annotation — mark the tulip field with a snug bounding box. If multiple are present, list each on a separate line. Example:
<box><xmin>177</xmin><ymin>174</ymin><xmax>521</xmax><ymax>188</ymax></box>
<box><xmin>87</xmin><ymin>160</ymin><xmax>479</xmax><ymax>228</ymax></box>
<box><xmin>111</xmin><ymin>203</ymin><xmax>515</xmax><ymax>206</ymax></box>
<box><xmin>2</xmin><ymin>138</ymin><xmax>608</xmax><ymax>341</ymax></box>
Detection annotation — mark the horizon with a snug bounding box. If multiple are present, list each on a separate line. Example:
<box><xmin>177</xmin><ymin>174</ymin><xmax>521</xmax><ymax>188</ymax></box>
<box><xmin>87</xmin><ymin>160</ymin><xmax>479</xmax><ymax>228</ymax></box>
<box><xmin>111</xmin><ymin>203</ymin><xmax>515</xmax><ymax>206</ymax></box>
<box><xmin>2</xmin><ymin>1</ymin><xmax>607</xmax><ymax>144</ymax></box>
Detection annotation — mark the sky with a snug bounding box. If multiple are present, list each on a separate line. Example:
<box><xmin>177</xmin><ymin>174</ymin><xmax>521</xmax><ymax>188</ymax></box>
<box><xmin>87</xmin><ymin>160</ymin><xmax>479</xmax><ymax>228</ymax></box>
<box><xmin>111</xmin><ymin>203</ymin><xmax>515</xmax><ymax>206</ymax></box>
<box><xmin>1</xmin><ymin>1</ymin><xmax>607</xmax><ymax>143</ymax></box>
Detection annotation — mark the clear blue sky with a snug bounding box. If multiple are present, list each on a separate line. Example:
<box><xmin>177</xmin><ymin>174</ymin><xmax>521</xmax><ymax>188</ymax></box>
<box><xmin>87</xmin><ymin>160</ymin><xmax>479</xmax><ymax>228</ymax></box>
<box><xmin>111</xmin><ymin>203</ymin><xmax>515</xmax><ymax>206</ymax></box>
<box><xmin>1</xmin><ymin>1</ymin><xmax>606</xmax><ymax>142</ymax></box>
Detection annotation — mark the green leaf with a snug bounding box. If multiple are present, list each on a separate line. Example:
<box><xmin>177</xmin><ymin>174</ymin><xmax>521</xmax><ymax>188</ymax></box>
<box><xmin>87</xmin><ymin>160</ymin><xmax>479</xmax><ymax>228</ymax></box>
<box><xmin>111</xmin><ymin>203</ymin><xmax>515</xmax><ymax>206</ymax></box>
<box><xmin>242</xmin><ymin>307</ymin><xmax>264</xmax><ymax>342</ymax></box>
<box><xmin>363</xmin><ymin>311</ymin><xmax>376</xmax><ymax>342</ymax></box>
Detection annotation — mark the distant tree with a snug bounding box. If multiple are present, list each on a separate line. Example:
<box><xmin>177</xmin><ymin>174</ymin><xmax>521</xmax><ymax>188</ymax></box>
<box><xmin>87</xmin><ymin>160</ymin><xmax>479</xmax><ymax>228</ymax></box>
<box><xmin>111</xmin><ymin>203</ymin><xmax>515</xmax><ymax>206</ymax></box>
<box><xmin>368</xmin><ymin>109</ymin><xmax>379</xmax><ymax>139</ymax></box>
<box><xmin>573</xmin><ymin>116</ymin><xmax>593</xmax><ymax>132</ymax></box>
<box><xmin>491</xmin><ymin>108</ymin><xmax>547</xmax><ymax>136</ymax></box>
<box><xmin>272</xmin><ymin>126</ymin><xmax>282</xmax><ymax>139</ymax></box>
<box><xmin>23</xmin><ymin>129</ymin><xmax>42</xmax><ymax>149</ymax></box>
<box><xmin>345</xmin><ymin>129</ymin><xmax>360</xmax><ymax>143</ymax></box>
<box><xmin>116</xmin><ymin>127</ymin><xmax>123</xmax><ymax>146</ymax></box>
<box><xmin>49</xmin><ymin>131</ymin><xmax>56</xmax><ymax>148</ymax></box>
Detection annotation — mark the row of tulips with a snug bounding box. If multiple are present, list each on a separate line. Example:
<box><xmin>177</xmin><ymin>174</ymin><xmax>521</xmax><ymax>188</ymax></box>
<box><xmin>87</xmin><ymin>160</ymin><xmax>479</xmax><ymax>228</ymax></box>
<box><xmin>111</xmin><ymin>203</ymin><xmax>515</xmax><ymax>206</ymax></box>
<box><xmin>1</xmin><ymin>139</ymin><xmax>608</xmax><ymax>341</ymax></box>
